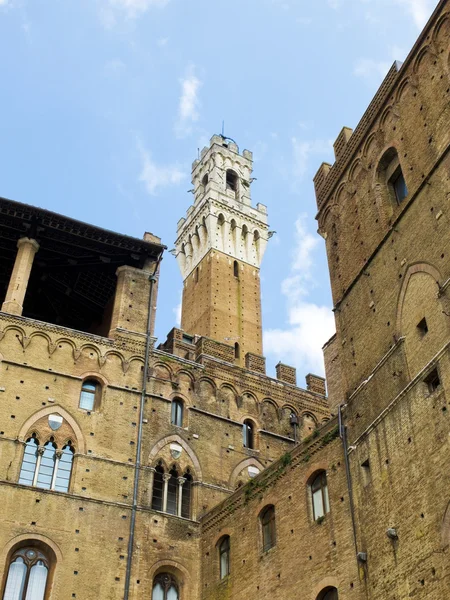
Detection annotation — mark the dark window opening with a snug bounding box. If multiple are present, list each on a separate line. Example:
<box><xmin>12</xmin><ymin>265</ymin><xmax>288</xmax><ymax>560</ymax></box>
<box><xmin>166</xmin><ymin>468</ymin><xmax>178</xmax><ymax>515</ymax></box>
<box><xmin>261</xmin><ymin>505</ymin><xmax>276</xmax><ymax>552</ymax></box>
<box><xmin>361</xmin><ymin>458</ymin><xmax>371</xmax><ymax>485</ymax></box>
<box><xmin>151</xmin><ymin>463</ymin><xmax>164</xmax><ymax>511</ymax></box>
<box><xmin>243</xmin><ymin>419</ymin><xmax>254</xmax><ymax>449</ymax></box>
<box><xmin>234</xmin><ymin>342</ymin><xmax>240</xmax><ymax>360</ymax></box>
<box><xmin>202</xmin><ymin>173</ymin><xmax>209</xmax><ymax>188</ymax></box>
<box><xmin>195</xmin><ymin>267</ymin><xmax>199</xmax><ymax>283</ymax></box>
<box><xmin>219</xmin><ymin>536</ymin><xmax>230</xmax><ymax>579</ymax></box>
<box><xmin>390</xmin><ymin>167</ymin><xmax>408</xmax><ymax>204</ymax></box>
<box><xmin>233</xmin><ymin>260</ymin><xmax>239</xmax><ymax>278</ymax></box>
<box><xmin>226</xmin><ymin>169</ymin><xmax>238</xmax><ymax>193</ymax></box>
<box><xmin>417</xmin><ymin>317</ymin><xmax>428</xmax><ymax>336</ymax></box>
<box><xmin>181</xmin><ymin>470</ymin><xmax>192</xmax><ymax>519</ymax></box>
<box><xmin>317</xmin><ymin>588</ymin><xmax>339</xmax><ymax>600</ymax></box>
<box><xmin>171</xmin><ymin>399</ymin><xmax>183</xmax><ymax>427</ymax></box>
<box><xmin>424</xmin><ymin>368</ymin><xmax>440</xmax><ymax>393</ymax></box>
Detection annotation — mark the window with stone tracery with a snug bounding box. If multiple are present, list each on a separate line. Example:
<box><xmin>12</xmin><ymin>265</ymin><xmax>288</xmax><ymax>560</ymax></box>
<box><xmin>18</xmin><ymin>434</ymin><xmax>74</xmax><ymax>493</ymax></box>
<box><xmin>2</xmin><ymin>546</ymin><xmax>52</xmax><ymax>600</ymax></box>
<box><xmin>151</xmin><ymin>463</ymin><xmax>192</xmax><ymax>519</ymax></box>
<box><xmin>152</xmin><ymin>573</ymin><xmax>179</xmax><ymax>600</ymax></box>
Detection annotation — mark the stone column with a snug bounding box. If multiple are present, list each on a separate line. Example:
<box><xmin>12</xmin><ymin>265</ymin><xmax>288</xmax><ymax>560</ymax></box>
<box><xmin>177</xmin><ymin>477</ymin><xmax>186</xmax><ymax>517</ymax></box>
<box><xmin>2</xmin><ymin>237</ymin><xmax>39</xmax><ymax>316</ymax></box>
<box><xmin>162</xmin><ymin>473</ymin><xmax>171</xmax><ymax>513</ymax></box>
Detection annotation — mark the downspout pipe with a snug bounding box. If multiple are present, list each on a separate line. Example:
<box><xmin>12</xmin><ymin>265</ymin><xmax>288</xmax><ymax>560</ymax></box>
<box><xmin>124</xmin><ymin>252</ymin><xmax>163</xmax><ymax>600</ymax></box>
<box><xmin>339</xmin><ymin>403</ymin><xmax>359</xmax><ymax>556</ymax></box>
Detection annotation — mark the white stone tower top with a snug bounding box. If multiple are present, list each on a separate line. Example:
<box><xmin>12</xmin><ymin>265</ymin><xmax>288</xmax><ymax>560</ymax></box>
<box><xmin>175</xmin><ymin>135</ymin><xmax>269</xmax><ymax>280</ymax></box>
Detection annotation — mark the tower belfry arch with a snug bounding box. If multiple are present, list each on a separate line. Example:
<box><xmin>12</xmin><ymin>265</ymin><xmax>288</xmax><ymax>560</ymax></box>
<box><xmin>174</xmin><ymin>135</ymin><xmax>269</xmax><ymax>363</ymax></box>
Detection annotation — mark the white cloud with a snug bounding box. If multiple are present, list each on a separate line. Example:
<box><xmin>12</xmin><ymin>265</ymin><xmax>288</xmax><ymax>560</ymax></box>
<box><xmin>174</xmin><ymin>65</ymin><xmax>202</xmax><ymax>139</ymax></box>
<box><xmin>157</xmin><ymin>37</ymin><xmax>169</xmax><ymax>47</ymax></box>
<box><xmin>137</xmin><ymin>140</ymin><xmax>185</xmax><ymax>195</ymax></box>
<box><xmin>394</xmin><ymin>0</ymin><xmax>435</xmax><ymax>29</ymax></box>
<box><xmin>291</xmin><ymin>138</ymin><xmax>332</xmax><ymax>181</ymax></box>
<box><xmin>264</xmin><ymin>215</ymin><xmax>335</xmax><ymax>377</ymax></box>
<box><xmin>104</xmin><ymin>58</ymin><xmax>126</xmax><ymax>76</ymax></box>
<box><xmin>100</xmin><ymin>0</ymin><xmax>168</xmax><ymax>28</ymax></box>
<box><xmin>354</xmin><ymin>58</ymin><xmax>391</xmax><ymax>81</ymax></box>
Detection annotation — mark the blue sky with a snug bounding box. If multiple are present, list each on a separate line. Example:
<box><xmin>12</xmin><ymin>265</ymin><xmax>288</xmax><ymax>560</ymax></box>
<box><xmin>0</xmin><ymin>0</ymin><xmax>438</xmax><ymax>380</ymax></box>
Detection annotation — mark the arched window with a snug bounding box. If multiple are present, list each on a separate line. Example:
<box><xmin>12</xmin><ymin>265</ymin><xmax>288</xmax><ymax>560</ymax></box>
<box><xmin>377</xmin><ymin>148</ymin><xmax>408</xmax><ymax>206</ymax></box>
<box><xmin>151</xmin><ymin>463</ymin><xmax>165</xmax><ymax>512</ymax></box>
<box><xmin>234</xmin><ymin>342</ymin><xmax>240</xmax><ymax>361</ymax></box>
<box><xmin>18</xmin><ymin>436</ymin><xmax>75</xmax><ymax>492</ymax></box>
<box><xmin>233</xmin><ymin>260</ymin><xmax>239</xmax><ymax>278</ymax></box>
<box><xmin>218</xmin><ymin>536</ymin><xmax>230</xmax><ymax>579</ymax></box>
<box><xmin>261</xmin><ymin>505</ymin><xmax>276</xmax><ymax>552</ymax></box>
<box><xmin>171</xmin><ymin>399</ymin><xmax>183</xmax><ymax>427</ymax></box>
<box><xmin>53</xmin><ymin>443</ymin><xmax>74</xmax><ymax>493</ymax></box>
<box><xmin>181</xmin><ymin>469</ymin><xmax>192</xmax><ymax>519</ymax></box>
<box><xmin>79</xmin><ymin>379</ymin><xmax>99</xmax><ymax>411</ymax></box>
<box><xmin>18</xmin><ymin>436</ymin><xmax>39</xmax><ymax>486</ymax></box>
<box><xmin>311</xmin><ymin>471</ymin><xmax>330</xmax><ymax>520</ymax></box>
<box><xmin>3</xmin><ymin>546</ymin><xmax>51</xmax><ymax>600</ymax></box>
<box><xmin>226</xmin><ymin>169</ymin><xmax>238</xmax><ymax>193</ymax></box>
<box><xmin>242</xmin><ymin>419</ymin><xmax>255</xmax><ymax>449</ymax></box>
<box><xmin>36</xmin><ymin>440</ymin><xmax>56</xmax><ymax>490</ymax></box>
<box><xmin>166</xmin><ymin>467</ymin><xmax>179</xmax><ymax>515</ymax></box>
<box><xmin>152</xmin><ymin>573</ymin><xmax>179</xmax><ymax>600</ymax></box>
<box><xmin>202</xmin><ymin>173</ymin><xmax>209</xmax><ymax>188</ymax></box>
<box><xmin>317</xmin><ymin>587</ymin><xmax>339</xmax><ymax>600</ymax></box>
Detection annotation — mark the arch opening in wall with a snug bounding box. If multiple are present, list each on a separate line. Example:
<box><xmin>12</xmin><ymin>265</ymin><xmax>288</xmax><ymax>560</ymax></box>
<box><xmin>202</xmin><ymin>173</ymin><xmax>208</xmax><ymax>188</ymax></box>
<box><xmin>260</xmin><ymin>505</ymin><xmax>276</xmax><ymax>552</ymax></box>
<box><xmin>79</xmin><ymin>378</ymin><xmax>101</xmax><ymax>411</ymax></box>
<box><xmin>234</xmin><ymin>342</ymin><xmax>240</xmax><ymax>361</ymax></box>
<box><xmin>152</xmin><ymin>572</ymin><xmax>179</xmax><ymax>600</ymax></box>
<box><xmin>233</xmin><ymin>260</ymin><xmax>239</xmax><ymax>278</ymax></box>
<box><xmin>226</xmin><ymin>169</ymin><xmax>238</xmax><ymax>194</ymax></box>
<box><xmin>377</xmin><ymin>147</ymin><xmax>408</xmax><ymax>206</ymax></box>
<box><xmin>317</xmin><ymin>587</ymin><xmax>339</xmax><ymax>600</ymax></box>
<box><xmin>171</xmin><ymin>399</ymin><xmax>184</xmax><ymax>428</ymax></box>
<box><xmin>242</xmin><ymin>419</ymin><xmax>255</xmax><ymax>449</ymax></box>
<box><xmin>309</xmin><ymin>470</ymin><xmax>330</xmax><ymax>521</ymax></box>
<box><xmin>217</xmin><ymin>535</ymin><xmax>230</xmax><ymax>579</ymax></box>
<box><xmin>2</xmin><ymin>540</ymin><xmax>57</xmax><ymax>600</ymax></box>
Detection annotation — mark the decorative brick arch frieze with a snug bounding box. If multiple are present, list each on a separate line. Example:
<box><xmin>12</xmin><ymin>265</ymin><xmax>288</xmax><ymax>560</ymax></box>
<box><xmin>311</xmin><ymin>577</ymin><xmax>340</xmax><ymax>600</ymax></box>
<box><xmin>148</xmin><ymin>434</ymin><xmax>203</xmax><ymax>482</ymax></box>
<box><xmin>18</xmin><ymin>405</ymin><xmax>86</xmax><ymax>454</ymax></box>
<box><xmin>395</xmin><ymin>262</ymin><xmax>442</xmax><ymax>337</ymax></box>
<box><xmin>229</xmin><ymin>457</ymin><xmax>265</xmax><ymax>490</ymax></box>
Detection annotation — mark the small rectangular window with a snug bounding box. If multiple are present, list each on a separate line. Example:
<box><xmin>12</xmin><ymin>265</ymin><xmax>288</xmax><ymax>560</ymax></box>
<box><xmin>391</xmin><ymin>169</ymin><xmax>408</xmax><ymax>204</ymax></box>
<box><xmin>361</xmin><ymin>458</ymin><xmax>371</xmax><ymax>486</ymax></box>
<box><xmin>424</xmin><ymin>368</ymin><xmax>440</xmax><ymax>393</ymax></box>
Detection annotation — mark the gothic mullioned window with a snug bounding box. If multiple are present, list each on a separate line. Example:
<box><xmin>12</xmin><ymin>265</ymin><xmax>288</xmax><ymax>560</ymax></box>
<box><xmin>151</xmin><ymin>463</ymin><xmax>193</xmax><ymax>519</ymax></box>
<box><xmin>152</xmin><ymin>573</ymin><xmax>179</xmax><ymax>600</ymax></box>
<box><xmin>311</xmin><ymin>471</ymin><xmax>330</xmax><ymax>521</ymax></box>
<box><xmin>377</xmin><ymin>147</ymin><xmax>408</xmax><ymax>207</ymax></box>
<box><xmin>2</xmin><ymin>546</ymin><xmax>51</xmax><ymax>600</ymax></box>
<box><xmin>260</xmin><ymin>505</ymin><xmax>276</xmax><ymax>552</ymax></box>
<box><xmin>18</xmin><ymin>436</ymin><xmax>74</xmax><ymax>493</ymax></box>
<box><xmin>218</xmin><ymin>536</ymin><xmax>230</xmax><ymax>579</ymax></box>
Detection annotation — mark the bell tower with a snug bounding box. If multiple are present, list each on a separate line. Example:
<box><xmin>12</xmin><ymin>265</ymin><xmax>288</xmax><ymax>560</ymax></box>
<box><xmin>175</xmin><ymin>135</ymin><xmax>269</xmax><ymax>364</ymax></box>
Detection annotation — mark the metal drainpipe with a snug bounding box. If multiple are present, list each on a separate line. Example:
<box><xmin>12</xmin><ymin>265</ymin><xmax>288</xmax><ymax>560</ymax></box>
<box><xmin>124</xmin><ymin>253</ymin><xmax>162</xmax><ymax>600</ymax></box>
<box><xmin>339</xmin><ymin>403</ymin><xmax>359</xmax><ymax>556</ymax></box>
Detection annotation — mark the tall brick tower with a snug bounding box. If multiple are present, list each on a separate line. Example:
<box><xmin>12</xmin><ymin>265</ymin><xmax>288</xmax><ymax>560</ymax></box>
<box><xmin>175</xmin><ymin>135</ymin><xmax>269</xmax><ymax>364</ymax></box>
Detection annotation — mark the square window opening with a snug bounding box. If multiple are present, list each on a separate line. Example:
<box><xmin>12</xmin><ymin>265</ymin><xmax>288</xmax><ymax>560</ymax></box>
<box><xmin>424</xmin><ymin>368</ymin><xmax>440</xmax><ymax>393</ymax></box>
